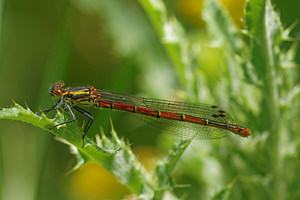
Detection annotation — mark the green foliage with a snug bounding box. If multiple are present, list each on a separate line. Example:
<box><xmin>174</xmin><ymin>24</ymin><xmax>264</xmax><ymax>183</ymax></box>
<box><xmin>211</xmin><ymin>177</ymin><xmax>236</xmax><ymax>200</ymax></box>
<box><xmin>0</xmin><ymin>103</ymin><xmax>193</xmax><ymax>199</ymax></box>
<box><xmin>155</xmin><ymin>139</ymin><xmax>191</xmax><ymax>199</ymax></box>
<box><xmin>138</xmin><ymin>0</ymin><xmax>188</xmax><ymax>85</ymax></box>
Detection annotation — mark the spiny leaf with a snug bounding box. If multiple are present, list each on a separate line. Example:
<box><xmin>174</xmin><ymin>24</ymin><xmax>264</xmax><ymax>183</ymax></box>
<box><xmin>0</xmin><ymin>103</ymin><xmax>154</xmax><ymax>198</ymax></box>
<box><xmin>155</xmin><ymin>139</ymin><xmax>192</xmax><ymax>198</ymax></box>
<box><xmin>245</xmin><ymin>0</ymin><xmax>282</xmax><ymax>78</ymax></box>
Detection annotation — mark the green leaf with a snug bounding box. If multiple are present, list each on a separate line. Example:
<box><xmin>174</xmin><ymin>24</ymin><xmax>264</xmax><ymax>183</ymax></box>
<box><xmin>203</xmin><ymin>0</ymin><xmax>242</xmax><ymax>54</ymax></box>
<box><xmin>155</xmin><ymin>139</ymin><xmax>191</xmax><ymax>198</ymax></box>
<box><xmin>245</xmin><ymin>0</ymin><xmax>282</xmax><ymax>131</ymax></box>
<box><xmin>203</xmin><ymin>0</ymin><xmax>260</xmax><ymax>85</ymax></box>
<box><xmin>245</xmin><ymin>0</ymin><xmax>282</xmax><ymax>78</ymax></box>
<box><xmin>211</xmin><ymin>177</ymin><xmax>236</xmax><ymax>200</ymax></box>
<box><xmin>0</xmin><ymin>103</ymin><xmax>155</xmax><ymax>199</ymax></box>
<box><xmin>137</xmin><ymin>0</ymin><xmax>189</xmax><ymax>85</ymax></box>
<box><xmin>245</xmin><ymin>0</ymin><xmax>266</xmax><ymax>36</ymax></box>
<box><xmin>245</xmin><ymin>0</ymin><xmax>295</xmax><ymax>199</ymax></box>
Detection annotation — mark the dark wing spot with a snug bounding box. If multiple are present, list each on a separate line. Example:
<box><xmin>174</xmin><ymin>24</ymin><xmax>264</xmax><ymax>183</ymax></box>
<box><xmin>212</xmin><ymin>114</ymin><xmax>226</xmax><ymax>118</ymax></box>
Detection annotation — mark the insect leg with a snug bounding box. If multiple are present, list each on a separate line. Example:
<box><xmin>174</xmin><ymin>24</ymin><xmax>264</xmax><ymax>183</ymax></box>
<box><xmin>49</xmin><ymin>102</ymin><xmax>76</xmax><ymax>129</ymax></box>
<box><xmin>37</xmin><ymin>97</ymin><xmax>64</xmax><ymax>115</ymax></box>
<box><xmin>72</xmin><ymin>105</ymin><xmax>94</xmax><ymax>147</ymax></box>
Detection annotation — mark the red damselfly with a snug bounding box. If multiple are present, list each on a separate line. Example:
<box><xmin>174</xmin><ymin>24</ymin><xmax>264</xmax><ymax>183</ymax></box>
<box><xmin>39</xmin><ymin>82</ymin><xmax>251</xmax><ymax>147</ymax></box>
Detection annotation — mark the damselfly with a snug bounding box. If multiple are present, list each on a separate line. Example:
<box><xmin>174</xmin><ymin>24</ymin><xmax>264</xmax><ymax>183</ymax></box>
<box><xmin>40</xmin><ymin>82</ymin><xmax>251</xmax><ymax>147</ymax></box>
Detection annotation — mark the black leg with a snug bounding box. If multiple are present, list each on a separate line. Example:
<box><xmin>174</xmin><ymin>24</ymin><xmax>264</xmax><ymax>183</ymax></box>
<box><xmin>38</xmin><ymin>98</ymin><xmax>94</xmax><ymax>148</ymax></box>
<box><xmin>73</xmin><ymin>106</ymin><xmax>93</xmax><ymax>133</ymax></box>
<box><xmin>73</xmin><ymin>105</ymin><xmax>94</xmax><ymax>147</ymax></box>
<box><xmin>36</xmin><ymin>97</ymin><xmax>64</xmax><ymax>115</ymax></box>
<box><xmin>50</xmin><ymin>102</ymin><xmax>76</xmax><ymax>130</ymax></box>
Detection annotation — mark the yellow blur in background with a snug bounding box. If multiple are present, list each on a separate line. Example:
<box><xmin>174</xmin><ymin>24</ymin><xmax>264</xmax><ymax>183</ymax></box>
<box><xmin>69</xmin><ymin>162</ymin><xmax>129</xmax><ymax>199</ymax></box>
<box><xmin>176</xmin><ymin>0</ymin><xmax>246</xmax><ymax>27</ymax></box>
<box><xmin>68</xmin><ymin>146</ymin><xmax>162</xmax><ymax>199</ymax></box>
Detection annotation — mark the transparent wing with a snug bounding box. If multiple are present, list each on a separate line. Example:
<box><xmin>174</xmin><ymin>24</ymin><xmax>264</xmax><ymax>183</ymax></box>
<box><xmin>138</xmin><ymin>115</ymin><xmax>231</xmax><ymax>139</ymax></box>
<box><xmin>98</xmin><ymin>89</ymin><xmax>233</xmax><ymax>139</ymax></box>
<box><xmin>99</xmin><ymin>90</ymin><xmax>233</xmax><ymax>123</ymax></box>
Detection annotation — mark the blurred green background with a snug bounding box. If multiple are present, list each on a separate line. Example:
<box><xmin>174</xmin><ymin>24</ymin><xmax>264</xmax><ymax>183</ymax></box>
<box><xmin>0</xmin><ymin>0</ymin><xmax>299</xmax><ymax>199</ymax></box>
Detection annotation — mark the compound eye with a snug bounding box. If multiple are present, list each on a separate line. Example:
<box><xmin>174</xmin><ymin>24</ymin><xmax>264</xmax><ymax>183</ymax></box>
<box><xmin>54</xmin><ymin>89</ymin><xmax>63</xmax><ymax>95</ymax></box>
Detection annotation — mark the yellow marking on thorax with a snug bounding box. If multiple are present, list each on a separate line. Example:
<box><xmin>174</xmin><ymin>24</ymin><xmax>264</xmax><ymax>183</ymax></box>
<box><xmin>69</xmin><ymin>91</ymin><xmax>90</xmax><ymax>95</ymax></box>
<box><xmin>73</xmin><ymin>97</ymin><xmax>91</xmax><ymax>101</ymax></box>
<box><xmin>62</xmin><ymin>91</ymin><xmax>89</xmax><ymax>97</ymax></box>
